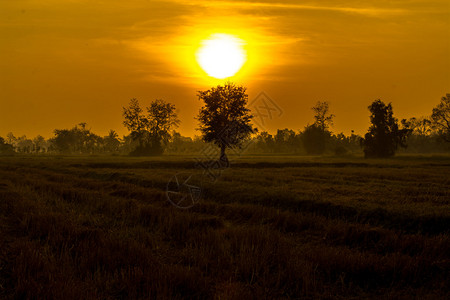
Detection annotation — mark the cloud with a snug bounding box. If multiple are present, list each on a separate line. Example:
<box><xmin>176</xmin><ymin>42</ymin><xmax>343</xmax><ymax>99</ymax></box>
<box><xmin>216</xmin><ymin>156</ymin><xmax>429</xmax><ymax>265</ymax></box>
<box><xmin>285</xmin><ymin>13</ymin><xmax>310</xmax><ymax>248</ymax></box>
<box><xmin>167</xmin><ymin>0</ymin><xmax>409</xmax><ymax>17</ymax></box>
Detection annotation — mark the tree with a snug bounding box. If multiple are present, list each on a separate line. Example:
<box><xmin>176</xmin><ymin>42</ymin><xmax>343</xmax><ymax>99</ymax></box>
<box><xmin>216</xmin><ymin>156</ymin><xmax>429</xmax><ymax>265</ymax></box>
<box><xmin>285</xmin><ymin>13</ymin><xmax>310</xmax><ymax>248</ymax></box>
<box><xmin>51</xmin><ymin>129</ymin><xmax>73</xmax><ymax>153</ymax></box>
<box><xmin>122</xmin><ymin>98</ymin><xmax>148</xmax><ymax>149</ymax></box>
<box><xmin>0</xmin><ymin>137</ymin><xmax>14</xmax><ymax>155</ymax></box>
<box><xmin>274</xmin><ymin>128</ymin><xmax>298</xmax><ymax>153</ymax></box>
<box><xmin>361</xmin><ymin>100</ymin><xmax>410</xmax><ymax>158</ymax></box>
<box><xmin>330</xmin><ymin>130</ymin><xmax>362</xmax><ymax>156</ymax></box>
<box><xmin>255</xmin><ymin>131</ymin><xmax>275</xmax><ymax>153</ymax></box>
<box><xmin>123</xmin><ymin>98</ymin><xmax>179</xmax><ymax>156</ymax></box>
<box><xmin>197</xmin><ymin>82</ymin><xmax>256</xmax><ymax>165</ymax></box>
<box><xmin>312</xmin><ymin>101</ymin><xmax>335</xmax><ymax>131</ymax></box>
<box><xmin>51</xmin><ymin>123</ymin><xmax>103</xmax><ymax>154</ymax></box>
<box><xmin>300</xmin><ymin>101</ymin><xmax>334</xmax><ymax>155</ymax></box>
<box><xmin>6</xmin><ymin>132</ymin><xmax>16</xmax><ymax>146</ymax></box>
<box><xmin>33</xmin><ymin>135</ymin><xmax>46</xmax><ymax>153</ymax></box>
<box><xmin>16</xmin><ymin>135</ymin><xmax>33</xmax><ymax>153</ymax></box>
<box><xmin>404</xmin><ymin>117</ymin><xmax>432</xmax><ymax>136</ymax></box>
<box><xmin>301</xmin><ymin>124</ymin><xmax>330</xmax><ymax>155</ymax></box>
<box><xmin>103</xmin><ymin>130</ymin><xmax>121</xmax><ymax>153</ymax></box>
<box><xmin>431</xmin><ymin>93</ymin><xmax>450</xmax><ymax>142</ymax></box>
<box><xmin>146</xmin><ymin>99</ymin><xmax>180</xmax><ymax>155</ymax></box>
<box><xmin>166</xmin><ymin>131</ymin><xmax>198</xmax><ymax>154</ymax></box>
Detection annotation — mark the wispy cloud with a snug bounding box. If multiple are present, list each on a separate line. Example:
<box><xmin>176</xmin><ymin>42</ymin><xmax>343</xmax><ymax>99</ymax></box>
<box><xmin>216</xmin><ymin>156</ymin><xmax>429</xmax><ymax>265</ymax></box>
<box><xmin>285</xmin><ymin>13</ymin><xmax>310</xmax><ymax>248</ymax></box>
<box><xmin>168</xmin><ymin>0</ymin><xmax>409</xmax><ymax>17</ymax></box>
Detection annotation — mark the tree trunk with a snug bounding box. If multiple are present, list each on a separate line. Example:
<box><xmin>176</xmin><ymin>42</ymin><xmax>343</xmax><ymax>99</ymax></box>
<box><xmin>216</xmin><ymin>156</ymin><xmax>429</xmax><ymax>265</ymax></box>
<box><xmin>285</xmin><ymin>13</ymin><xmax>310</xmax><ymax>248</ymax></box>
<box><xmin>219</xmin><ymin>144</ymin><xmax>229</xmax><ymax>168</ymax></box>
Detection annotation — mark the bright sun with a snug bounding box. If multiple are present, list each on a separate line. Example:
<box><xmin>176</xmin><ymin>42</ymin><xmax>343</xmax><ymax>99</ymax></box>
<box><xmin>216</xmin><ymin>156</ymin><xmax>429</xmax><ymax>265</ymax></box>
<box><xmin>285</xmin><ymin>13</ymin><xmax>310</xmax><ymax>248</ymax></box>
<box><xmin>196</xmin><ymin>33</ymin><xmax>246</xmax><ymax>79</ymax></box>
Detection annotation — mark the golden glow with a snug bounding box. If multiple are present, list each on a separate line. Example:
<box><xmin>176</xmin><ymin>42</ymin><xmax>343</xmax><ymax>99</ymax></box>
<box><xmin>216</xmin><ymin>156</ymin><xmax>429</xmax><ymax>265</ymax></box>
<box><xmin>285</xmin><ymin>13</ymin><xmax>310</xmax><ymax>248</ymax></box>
<box><xmin>196</xmin><ymin>33</ymin><xmax>247</xmax><ymax>79</ymax></box>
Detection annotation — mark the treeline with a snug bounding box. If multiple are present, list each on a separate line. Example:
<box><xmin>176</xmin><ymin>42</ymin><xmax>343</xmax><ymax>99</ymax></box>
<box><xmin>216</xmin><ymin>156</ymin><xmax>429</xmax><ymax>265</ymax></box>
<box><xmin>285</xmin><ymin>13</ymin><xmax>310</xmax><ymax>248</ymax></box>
<box><xmin>1</xmin><ymin>124</ymin><xmax>448</xmax><ymax>157</ymax></box>
<box><xmin>1</xmin><ymin>123</ymin><xmax>449</xmax><ymax>156</ymax></box>
<box><xmin>0</xmin><ymin>124</ymin><xmax>121</xmax><ymax>155</ymax></box>
<box><xmin>1</xmin><ymin>92</ymin><xmax>449</xmax><ymax>157</ymax></box>
<box><xmin>0</xmin><ymin>126</ymin><xmax>210</xmax><ymax>156</ymax></box>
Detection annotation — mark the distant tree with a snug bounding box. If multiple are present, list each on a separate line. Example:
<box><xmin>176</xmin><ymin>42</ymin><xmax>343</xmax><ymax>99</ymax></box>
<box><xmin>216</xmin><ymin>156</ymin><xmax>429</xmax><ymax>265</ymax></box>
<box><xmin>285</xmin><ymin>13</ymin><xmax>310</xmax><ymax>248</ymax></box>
<box><xmin>361</xmin><ymin>100</ymin><xmax>410</xmax><ymax>158</ymax></box>
<box><xmin>123</xmin><ymin>98</ymin><xmax>149</xmax><ymax>150</ymax></box>
<box><xmin>120</xmin><ymin>134</ymin><xmax>137</xmax><ymax>155</ymax></box>
<box><xmin>51</xmin><ymin>129</ymin><xmax>74</xmax><ymax>153</ymax></box>
<box><xmin>312</xmin><ymin>101</ymin><xmax>335</xmax><ymax>132</ymax></box>
<box><xmin>301</xmin><ymin>124</ymin><xmax>330</xmax><ymax>155</ymax></box>
<box><xmin>16</xmin><ymin>135</ymin><xmax>33</xmax><ymax>153</ymax></box>
<box><xmin>404</xmin><ymin>117</ymin><xmax>433</xmax><ymax>136</ymax></box>
<box><xmin>166</xmin><ymin>131</ymin><xmax>200</xmax><ymax>153</ymax></box>
<box><xmin>331</xmin><ymin>130</ymin><xmax>362</xmax><ymax>156</ymax></box>
<box><xmin>6</xmin><ymin>132</ymin><xmax>16</xmax><ymax>146</ymax></box>
<box><xmin>274</xmin><ymin>128</ymin><xmax>298</xmax><ymax>153</ymax></box>
<box><xmin>73</xmin><ymin>123</ymin><xmax>100</xmax><ymax>154</ymax></box>
<box><xmin>197</xmin><ymin>82</ymin><xmax>256</xmax><ymax>165</ymax></box>
<box><xmin>33</xmin><ymin>135</ymin><xmax>46</xmax><ymax>153</ymax></box>
<box><xmin>73</xmin><ymin>123</ymin><xmax>91</xmax><ymax>153</ymax></box>
<box><xmin>398</xmin><ymin>117</ymin><xmax>448</xmax><ymax>153</ymax></box>
<box><xmin>123</xmin><ymin>98</ymin><xmax>179</xmax><ymax>156</ymax></box>
<box><xmin>51</xmin><ymin>123</ymin><xmax>103</xmax><ymax>154</ymax></box>
<box><xmin>167</xmin><ymin>131</ymin><xmax>186</xmax><ymax>153</ymax></box>
<box><xmin>431</xmin><ymin>93</ymin><xmax>450</xmax><ymax>142</ymax></box>
<box><xmin>255</xmin><ymin>131</ymin><xmax>275</xmax><ymax>153</ymax></box>
<box><xmin>0</xmin><ymin>137</ymin><xmax>14</xmax><ymax>155</ymax></box>
<box><xmin>146</xmin><ymin>99</ymin><xmax>180</xmax><ymax>155</ymax></box>
<box><xmin>103</xmin><ymin>130</ymin><xmax>121</xmax><ymax>153</ymax></box>
<box><xmin>85</xmin><ymin>132</ymin><xmax>103</xmax><ymax>154</ymax></box>
<box><xmin>299</xmin><ymin>101</ymin><xmax>335</xmax><ymax>155</ymax></box>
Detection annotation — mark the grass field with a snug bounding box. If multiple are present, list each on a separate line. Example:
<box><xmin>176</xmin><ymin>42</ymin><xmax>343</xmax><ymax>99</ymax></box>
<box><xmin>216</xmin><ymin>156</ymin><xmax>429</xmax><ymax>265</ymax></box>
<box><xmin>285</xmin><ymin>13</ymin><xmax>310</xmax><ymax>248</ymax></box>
<box><xmin>0</xmin><ymin>155</ymin><xmax>449</xmax><ymax>299</ymax></box>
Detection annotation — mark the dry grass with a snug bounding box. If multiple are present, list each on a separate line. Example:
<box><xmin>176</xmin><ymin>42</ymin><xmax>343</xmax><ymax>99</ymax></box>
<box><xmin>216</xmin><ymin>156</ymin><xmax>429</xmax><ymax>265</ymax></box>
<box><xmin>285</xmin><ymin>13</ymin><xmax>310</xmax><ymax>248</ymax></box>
<box><xmin>0</xmin><ymin>155</ymin><xmax>449</xmax><ymax>299</ymax></box>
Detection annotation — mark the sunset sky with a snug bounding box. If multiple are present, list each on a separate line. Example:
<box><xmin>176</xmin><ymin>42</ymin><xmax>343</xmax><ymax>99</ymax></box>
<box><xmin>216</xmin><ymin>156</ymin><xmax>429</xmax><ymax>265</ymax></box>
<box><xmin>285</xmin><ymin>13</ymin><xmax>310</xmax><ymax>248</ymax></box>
<box><xmin>1</xmin><ymin>0</ymin><xmax>449</xmax><ymax>139</ymax></box>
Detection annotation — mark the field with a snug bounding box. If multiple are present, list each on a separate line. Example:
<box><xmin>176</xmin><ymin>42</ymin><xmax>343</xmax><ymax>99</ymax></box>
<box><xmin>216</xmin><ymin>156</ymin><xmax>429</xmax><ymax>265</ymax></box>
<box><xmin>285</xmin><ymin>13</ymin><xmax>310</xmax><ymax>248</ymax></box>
<box><xmin>0</xmin><ymin>155</ymin><xmax>449</xmax><ymax>299</ymax></box>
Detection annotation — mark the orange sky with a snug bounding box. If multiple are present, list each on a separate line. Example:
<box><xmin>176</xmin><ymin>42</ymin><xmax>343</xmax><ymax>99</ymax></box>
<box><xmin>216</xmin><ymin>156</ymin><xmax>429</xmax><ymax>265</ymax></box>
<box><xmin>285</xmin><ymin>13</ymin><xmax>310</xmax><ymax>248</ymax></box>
<box><xmin>1</xmin><ymin>0</ymin><xmax>449</xmax><ymax>139</ymax></box>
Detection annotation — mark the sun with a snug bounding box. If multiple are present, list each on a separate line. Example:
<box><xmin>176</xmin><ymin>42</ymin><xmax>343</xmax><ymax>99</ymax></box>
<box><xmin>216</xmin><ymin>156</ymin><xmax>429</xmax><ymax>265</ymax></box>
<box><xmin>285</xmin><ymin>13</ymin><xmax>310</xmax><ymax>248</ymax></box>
<box><xmin>196</xmin><ymin>33</ymin><xmax>246</xmax><ymax>79</ymax></box>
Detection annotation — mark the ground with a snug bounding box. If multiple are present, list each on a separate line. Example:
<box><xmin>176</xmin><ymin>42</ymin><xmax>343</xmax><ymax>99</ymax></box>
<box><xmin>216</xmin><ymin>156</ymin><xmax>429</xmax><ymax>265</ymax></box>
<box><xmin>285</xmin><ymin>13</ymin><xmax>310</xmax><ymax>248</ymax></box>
<box><xmin>0</xmin><ymin>154</ymin><xmax>449</xmax><ymax>299</ymax></box>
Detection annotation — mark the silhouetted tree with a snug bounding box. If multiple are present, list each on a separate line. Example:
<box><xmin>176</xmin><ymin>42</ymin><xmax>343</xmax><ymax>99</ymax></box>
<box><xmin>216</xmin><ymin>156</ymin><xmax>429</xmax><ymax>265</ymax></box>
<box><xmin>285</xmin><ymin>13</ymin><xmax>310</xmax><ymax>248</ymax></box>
<box><xmin>146</xmin><ymin>99</ymin><xmax>180</xmax><ymax>155</ymax></box>
<box><xmin>299</xmin><ymin>101</ymin><xmax>335</xmax><ymax>155</ymax></box>
<box><xmin>85</xmin><ymin>132</ymin><xmax>103</xmax><ymax>154</ymax></box>
<box><xmin>32</xmin><ymin>135</ymin><xmax>46</xmax><ymax>153</ymax></box>
<box><xmin>165</xmin><ymin>131</ymin><xmax>208</xmax><ymax>154</ymax></box>
<box><xmin>274</xmin><ymin>128</ymin><xmax>299</xmax><ymax>153</ymax></box>
<box><xmin>333</xmin><ymin>133</ymin><xmax>350</xmax><ymax>156</ymax></box>
<box><xmin>301</xmin><ymin>124</ymin><xmax>330</xmax><ymax>155</ymax></box>
<box><xmin>0</xmin><ymin>137</ymin><xmax>14</xmax><ymax>155</ymax></box>
<box><xmin>404</xmin><ymin>117</ymin><xmax>433</xmax><ymax>136</ymax></box>
<box><xmin>122</xmin><ymin>98</ymin><xmax>148</xmax><ymax>150</ymax></box>
<box><xmin>197</xmin><ymin>82</ymin><xmax>256</xmax><ymax>165</ymax></box>
<box><xmin>16</xmin><ymin>135</ymin><xmax>33</xmax><ymax>153</ymax></box>
<box><xmin>51</xmin><ymin>123</ymin><xmax>103</xmax><ymax>154</ymax></box>
<box><xmin>331</xmin><ymin>130</ymin><xmax>362</xmax><ymax>156</ymax></box>
<box><xmin>123</xmin><ymin>98</ymin><xmax>179</xmax><ymax>155</ymax></box>
<box><xmin>431</xmin><ymin>93</ymin><xmax>450</xmax><ymax>142</ymax></box>
<box><xmin>255</xmin><ymin>131</ymin><xmax>275</xmax><ymax>153</ymax></box>
<box><xmin>361</xmin><ymin>100</ymin><xmax>410</xmax><ymax>158</ymax></box>
<box><xmin>103</xmin><ymin>130</ymin><xmax>121</xmax><ymax>153</ymax></box>
<box><xmin>312</xmin><ymin>101</ymin><xmax>335</xmax><ymax>131</ymax></box>
<box><xmin>6</xmin><ymin>132</ymin><xmax>16</xmax><ymax>146</ymax></box>
<box><xmin>51</xmin><ymin>129</ymin><xmax>73</xmax><ymax>153</ymax></box>
<box><xmin>167</xmin><ymin>132</ymin><xmax>189</xmax><ymax>153</ymax></box>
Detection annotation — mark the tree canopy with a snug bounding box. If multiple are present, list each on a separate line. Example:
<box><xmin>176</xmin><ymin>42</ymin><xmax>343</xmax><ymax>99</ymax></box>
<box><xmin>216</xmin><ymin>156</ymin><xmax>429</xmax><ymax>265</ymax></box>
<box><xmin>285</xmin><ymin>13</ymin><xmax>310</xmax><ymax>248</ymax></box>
<box><xmin>197</xmin><ymin>82</ymin><xmax>256</xmax><ymax>164</ymax></box>
<box><xmin>312</xmin><ymin>101</ymin><xmax>335</xmax><ymax>131</ymax></box>
<box><xmin>123</xmin><ymin>98</ymin><xmax>179</xmax><ymax>156</ymax></box>
<box><xmin>431</xmin><ymin>93</ymin><xmax>450</xmax><ymax>142</ymax></box>
<box><xmin>361</xmin><ymin>100</ymin><xmax>410</xmax><ymax>158</ymax></box>
<box><xmin>0</xmin><ymin>137</ymin><xmax>14</xmax><ymax>155</ymax></box>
